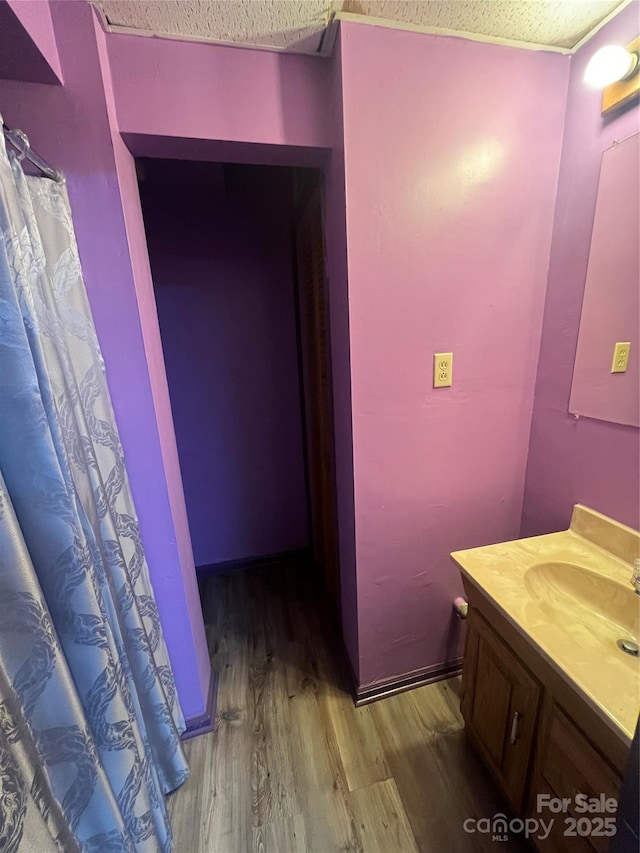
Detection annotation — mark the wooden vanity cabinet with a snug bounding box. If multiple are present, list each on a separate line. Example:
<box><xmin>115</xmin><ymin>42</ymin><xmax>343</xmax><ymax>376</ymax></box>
<box><xmin>460</xmin><ymin>590</ymin><xmax>625</xmax><ymax>853</ymax></box>
<box><xmin>461</xmin><ymin>608</ymin><xmax>542</xmax><ymax>813</ymax></box>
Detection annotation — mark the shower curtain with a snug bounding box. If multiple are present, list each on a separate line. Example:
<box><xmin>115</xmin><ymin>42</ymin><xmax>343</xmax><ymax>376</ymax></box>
<box><xmin>0</xmin><ymin>127</ymin><xmax>188</xmax><ymax>852</ymax></box>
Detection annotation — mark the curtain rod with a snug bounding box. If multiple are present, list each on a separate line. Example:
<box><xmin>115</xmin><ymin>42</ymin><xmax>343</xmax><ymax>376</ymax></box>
<box><xmin>2</xmin><ymin>124</ymin><xmax>64</xmax><ymax>183</ymax></box>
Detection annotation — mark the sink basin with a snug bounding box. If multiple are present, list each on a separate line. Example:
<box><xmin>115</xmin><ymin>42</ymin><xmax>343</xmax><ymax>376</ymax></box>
<box><xmin>451</xmin><ymin>506</ymin><xmax>640</xmax><ymax>741</ymax></box>
<box><xmin>525</xmin><ymin>561</ymin><xmax>639</xmax><ymax>640</ymax></box>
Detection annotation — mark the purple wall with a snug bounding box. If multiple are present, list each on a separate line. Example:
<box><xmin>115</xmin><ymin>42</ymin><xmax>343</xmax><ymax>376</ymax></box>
<box><xmin>140</xmin><ymin>160</ymin><xmax>308</xmax><ymax>567</ymax></box>
<box><xmin>95</xmin><ymin>14</ymin><xmax>357</xmax><ymax>713</ymax></box>
<box><xmin>12</xmin><ymin>2</ymin><xmax>635</xmax><ymax>704</ymax></box>
<box><xmin>339</xmin><ymin>22</ymin><xmax>569</xmax><ymax>689</ymax></box>
<box><xmin>99</xmin><ymin>25</ymin><xmax>361</xmax><ymax>680</ymax></box>
<box><xmin>569</xmin><ymin>133</ymin><xmax>639</xmax><ymax>427</ymax></box>
<box><xmin>95</xmin><ymin>16</ymin><xmax>212</xmax><ymax>719</ymax></box>
<box><xmin>323</xmin><ymin>30</ymin><xmax>359</xmax><ymax>677</ymax></box>
<box><xmin>522</xmin><ymin>1</ymin><xmax>640</xmax><ymax>536</ymax></box>
<box><xmin>0</xmin><ymin>1</ymin><xmax>211</xmax><ymax>721</ymax></box>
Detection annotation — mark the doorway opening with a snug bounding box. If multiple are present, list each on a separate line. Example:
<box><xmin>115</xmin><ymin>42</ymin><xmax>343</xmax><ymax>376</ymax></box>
<box><xmin>137</xmin><ymin>158</ymin><xmax>341</xmax><ymax>623</ymax></box>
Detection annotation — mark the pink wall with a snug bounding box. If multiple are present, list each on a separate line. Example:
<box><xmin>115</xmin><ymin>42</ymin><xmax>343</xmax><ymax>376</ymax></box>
<box><xmin>0</xmin><ymin>0</ymin><xmax>211</xmax><ymax>721</ymax></box>
<box><xmin>5</xmin><ymin>0</ymin><xmax>62</xmax><ymax>82</ymax></box>
<box><xmin>141</xmin><ymin>160</ymin><xmax>308</xmax><ymax>567</ymax></box>
<box><xmin>105</xmin><ymin>32</ymin><xmax>333</xmax><ymax>150</ymax></box>
<box><xmin>522</xmin><ymin>1</ymin><xmax>640</xmax><ymax>536</ymax></box>
<box><xmin>339</xmin><ymin>22</ymin><xmax>569</xmax><ymax>689</ymax></box>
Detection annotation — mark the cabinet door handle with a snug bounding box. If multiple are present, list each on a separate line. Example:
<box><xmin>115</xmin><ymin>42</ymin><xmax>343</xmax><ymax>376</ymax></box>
<box><xmin>509</xmin><ymin>711</ymin><xmax>521</xmax><ymax>745</ymax></box>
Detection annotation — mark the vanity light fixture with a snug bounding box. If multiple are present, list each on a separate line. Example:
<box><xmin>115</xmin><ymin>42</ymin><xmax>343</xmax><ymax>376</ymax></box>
<box><xmin>585</xmin><ymin>38</ymin><xmax>640</xmax><ymax>115</ymax></box>
<box><xmin>584</xmin><ymin>44</ymin><xmax>638</xmax><ymax>88</ymax></box>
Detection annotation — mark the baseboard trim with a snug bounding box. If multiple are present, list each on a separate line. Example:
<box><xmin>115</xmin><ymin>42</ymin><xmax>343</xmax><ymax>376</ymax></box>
<box><xmin>354</xmin><ymin>658</ymin><xmax>464</xmax><ymax>706</ymax></box>
<box><xmin>182</xmin><ymin>667</ymin><xmax>218</xmax><ymax>741</ymax></box>
<box><xmin>196</xmin><ymin>548</ymin><xmax>309</xmax><ymax>578</ymax></box>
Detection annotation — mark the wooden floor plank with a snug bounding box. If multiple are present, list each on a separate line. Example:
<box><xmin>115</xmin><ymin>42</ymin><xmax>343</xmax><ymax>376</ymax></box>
<box><xmin>166</xmin><ymin>736</ymin><xmax>206</xmax><ymax>852</ymax></box>
<box><xmin>246</xmin><ymin>572</ymin><xmax>300</xmax><ymax>827</ymax></box>
<box><xmin>350</xmin><ymin>778</ymin><xmax>420</xmax><ymax>853</ymax></box>
<box><xmin>283</xmin><ymin>639</ymin><xmax>363</xmax><ymax>852</ymax></box>
<box><xmin>320</xmin><ymin>678</ymin><xmax>392</xmax><ymax>793</ymax></box>
<box><xmin>166</xmin><ymin>560</ymin><xmax>526</xmax><ymax>853</ymax></box>
<box><xmin>199</xmin><ymin>573</ymin><xmax>254</xmax><ymax>853</ymax></box>
<box><xmin>252</xmin><ymin>813</ymin><xmax>308</xmax><ymax>853</ymax></box>
<box><xmin>369</xmin><ymin>690</ymin><xmax>478</xmax><ymax>853</ymax></box>
<box><xmin>408</xmin><ymin>680</ymin><xmax>529</xmax><ymax>851</ymax></box>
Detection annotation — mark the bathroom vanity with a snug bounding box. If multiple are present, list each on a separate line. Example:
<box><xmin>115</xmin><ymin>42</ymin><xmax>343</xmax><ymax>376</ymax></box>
<box><xmin>451</xmin><ymin>506</ymin><xmax>639</xmax><ymax>852</ymax></box>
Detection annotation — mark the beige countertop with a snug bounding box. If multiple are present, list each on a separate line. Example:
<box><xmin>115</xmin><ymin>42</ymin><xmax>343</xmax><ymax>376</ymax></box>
<box><xmin>451</xmin><ymin>505</ymin><xmax>640</xmax><ymax>746</ymax></box>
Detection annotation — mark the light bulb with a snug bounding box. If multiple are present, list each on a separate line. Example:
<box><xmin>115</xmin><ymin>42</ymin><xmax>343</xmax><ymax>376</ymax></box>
<box><xmin>584</xmin><ymin>45</ymin><xmax>638</xmax><ymax>88</ymax></box>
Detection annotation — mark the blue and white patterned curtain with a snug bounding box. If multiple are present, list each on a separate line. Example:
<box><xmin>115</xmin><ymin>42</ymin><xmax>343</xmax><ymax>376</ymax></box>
<box><xmin>0</xmin><ymin>125</ymin><xmax>189</xmax><ymax>852</ymax></box>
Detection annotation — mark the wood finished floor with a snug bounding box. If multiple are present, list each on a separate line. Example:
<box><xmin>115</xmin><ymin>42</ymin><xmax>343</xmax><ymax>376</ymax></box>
<box><xmin>168</xmin><ymin>562</ymin><xmax>526</xmax><ymax>852</ymax></box>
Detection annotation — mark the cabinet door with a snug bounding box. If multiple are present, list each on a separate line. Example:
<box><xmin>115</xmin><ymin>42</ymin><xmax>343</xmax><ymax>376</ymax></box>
<box><xmin>461</xmin><ymin>609</ymin><xmax>541</xmax><ymax>812</ymax></box>
<box><xmin>528</xmin><ymin>701</ymin><xmax>621</xmax><ymax>853</ymax></box>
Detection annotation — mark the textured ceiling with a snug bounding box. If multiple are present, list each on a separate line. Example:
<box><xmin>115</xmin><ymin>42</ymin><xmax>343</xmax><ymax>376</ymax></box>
<box><xmin>96</xmin><ymin>1</ymin><xmax>334</xmax><ymax>52</ymax></box>
<box><xmin>344</xmin><ymin>0</ymin><xmax>627</xmax><ymax>48</ymax></box>
<box><xmin>94</xmin><ymin>0</ymin><xmax>630</xmax><ymax>53</ymax></box>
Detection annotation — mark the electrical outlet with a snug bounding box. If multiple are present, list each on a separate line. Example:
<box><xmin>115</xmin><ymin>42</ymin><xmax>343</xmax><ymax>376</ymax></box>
<box><xmin>611</xmin><ymin>342</ymin><xmax>631</xmax><ymax>373</ymax></box>
<box><xmin>433</xmin><ymin>352</ymin><xmax>453</xmax><ymax>388</ymax></box>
